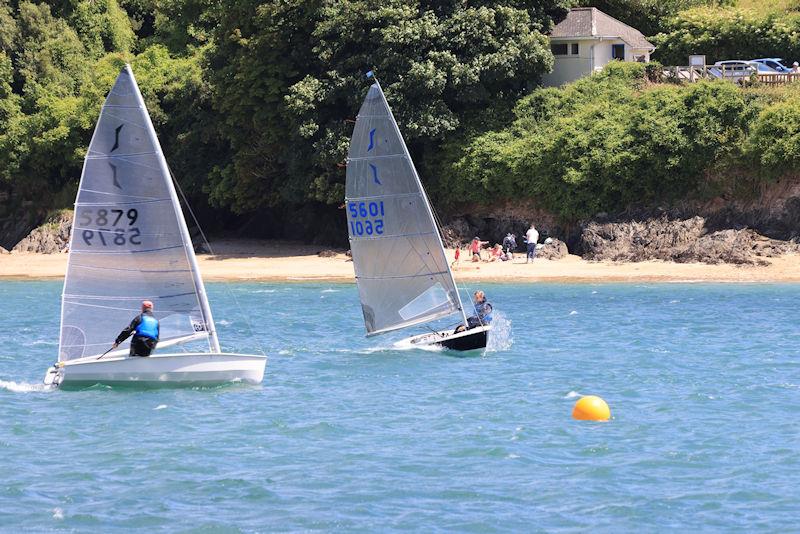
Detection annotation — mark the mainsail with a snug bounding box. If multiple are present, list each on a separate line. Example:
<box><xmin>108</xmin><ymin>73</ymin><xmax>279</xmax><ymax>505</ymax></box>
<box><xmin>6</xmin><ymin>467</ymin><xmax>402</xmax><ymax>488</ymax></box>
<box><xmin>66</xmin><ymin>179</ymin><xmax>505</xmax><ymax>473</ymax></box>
<box><xmin>346</xmin><ymin>80</ymin><xmax>466</xmax><ymax>336</ymax></box>
<box><xmin>58</xmin><ymin>65</ymin><xmax>218</xmax><ymax>361</ymax></box>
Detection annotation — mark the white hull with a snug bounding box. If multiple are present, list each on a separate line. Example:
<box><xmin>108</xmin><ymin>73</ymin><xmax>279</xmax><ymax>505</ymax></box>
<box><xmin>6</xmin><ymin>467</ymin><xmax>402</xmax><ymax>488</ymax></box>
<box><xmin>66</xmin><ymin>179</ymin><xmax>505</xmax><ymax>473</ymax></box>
<box><xmin>397</xmin><ymin>325</ymin><xmax>491</xmax><ymax>351</ymax></box>
<box><xmin>44</xmin><ymin>352</ymin><xmax>266</xmax><ymax>388</ymax></box>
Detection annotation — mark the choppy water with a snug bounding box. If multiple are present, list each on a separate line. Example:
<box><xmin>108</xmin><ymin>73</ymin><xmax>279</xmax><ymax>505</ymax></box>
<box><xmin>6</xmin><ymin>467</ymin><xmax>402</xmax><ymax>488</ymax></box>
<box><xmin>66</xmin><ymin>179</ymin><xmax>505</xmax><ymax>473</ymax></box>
<box><xmin>1</xmin><ymin>281</ymin><xmax>799</xmax><ymax>531</ymax></box>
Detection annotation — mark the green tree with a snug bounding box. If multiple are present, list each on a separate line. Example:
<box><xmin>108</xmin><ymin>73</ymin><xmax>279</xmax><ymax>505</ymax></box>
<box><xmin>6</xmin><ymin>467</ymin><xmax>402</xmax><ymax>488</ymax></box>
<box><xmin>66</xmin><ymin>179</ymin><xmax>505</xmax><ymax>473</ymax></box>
<box><xmin>203</xmin><ymin>0</ymin><xmax>567</xmax><ymax>213</ymax></box>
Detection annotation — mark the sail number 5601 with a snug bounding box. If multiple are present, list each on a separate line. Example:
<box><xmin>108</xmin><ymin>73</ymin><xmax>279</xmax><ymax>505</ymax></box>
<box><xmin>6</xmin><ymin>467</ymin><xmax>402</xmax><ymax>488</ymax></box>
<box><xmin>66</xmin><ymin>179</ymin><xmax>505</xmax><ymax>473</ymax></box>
<box><xmin>348</xmin><ymin>201</ymin><xmax>384</xmax><ymax>236</ymax></box>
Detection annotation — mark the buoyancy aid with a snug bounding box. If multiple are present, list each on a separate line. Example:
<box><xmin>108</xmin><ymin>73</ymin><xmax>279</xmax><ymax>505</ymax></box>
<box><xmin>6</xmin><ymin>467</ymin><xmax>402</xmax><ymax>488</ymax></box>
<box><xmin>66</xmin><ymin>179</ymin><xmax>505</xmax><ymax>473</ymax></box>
<box><xmin>135</xmin><ymin>313</ymin><xmax>159</xmax><ymax>339</ymax></box>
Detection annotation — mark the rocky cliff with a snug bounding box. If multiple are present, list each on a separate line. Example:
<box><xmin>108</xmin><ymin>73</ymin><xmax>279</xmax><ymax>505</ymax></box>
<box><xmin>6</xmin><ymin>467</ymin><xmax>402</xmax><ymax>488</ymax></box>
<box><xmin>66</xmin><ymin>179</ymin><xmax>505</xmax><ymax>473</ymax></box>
<box><xmin>11</xmin><ymin>210</ymin><xmax>72</xmax><ymax>254</ymax></box>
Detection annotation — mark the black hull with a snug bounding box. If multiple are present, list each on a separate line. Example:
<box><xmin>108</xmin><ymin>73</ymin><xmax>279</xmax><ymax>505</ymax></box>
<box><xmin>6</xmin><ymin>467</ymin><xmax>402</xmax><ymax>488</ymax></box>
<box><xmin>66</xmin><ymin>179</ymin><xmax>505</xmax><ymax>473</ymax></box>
<box><xmin>438</xmin><ymin>329</ymin><xmax>488</xmax><ymax>351</ymax></box>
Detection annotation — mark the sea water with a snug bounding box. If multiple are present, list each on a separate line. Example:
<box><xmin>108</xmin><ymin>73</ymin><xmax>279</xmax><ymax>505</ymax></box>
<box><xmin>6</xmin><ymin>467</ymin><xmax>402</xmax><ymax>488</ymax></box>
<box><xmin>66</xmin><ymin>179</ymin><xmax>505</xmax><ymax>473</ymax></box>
<box><xmin>1</xmin><ymin>281</ymin><xmax>798</xmax><ymax>531</ymax></box>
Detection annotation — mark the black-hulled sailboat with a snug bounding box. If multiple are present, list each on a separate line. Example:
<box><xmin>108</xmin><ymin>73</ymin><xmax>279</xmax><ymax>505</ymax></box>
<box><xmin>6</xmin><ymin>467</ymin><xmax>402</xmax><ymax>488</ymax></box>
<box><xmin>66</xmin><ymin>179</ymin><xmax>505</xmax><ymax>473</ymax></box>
<box><xmin>345</xmin><ymin>74</ymin><xmax>490</xmax><ymax>351</ymax></box>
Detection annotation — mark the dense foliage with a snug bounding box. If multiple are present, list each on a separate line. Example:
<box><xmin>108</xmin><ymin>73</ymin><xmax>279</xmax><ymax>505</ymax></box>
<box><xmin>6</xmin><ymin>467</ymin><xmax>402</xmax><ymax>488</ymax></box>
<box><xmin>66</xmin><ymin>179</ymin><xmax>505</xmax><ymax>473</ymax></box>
<box><xmin>3</xmin><ymin>0</ymin><xmax>800</xmax><ymax>245</ymax></box>
<box><xmin>0</xmin><ymin>0</ymin><xmax>570</xmax><ymax>239</ymax></box>
<box><xmin>437</xmin><ymin>63</ymin><xmax>800</xmax><ymax>219</ymax></box>
<box><xmin>202</xmin><ymin>0</ymin><xmax>567</xmax><ymax>212</ymax></box>
<box><xmin>653</xmin><ymin>7</ymin><xmax>800</xmax><ymax>65</ymax></box>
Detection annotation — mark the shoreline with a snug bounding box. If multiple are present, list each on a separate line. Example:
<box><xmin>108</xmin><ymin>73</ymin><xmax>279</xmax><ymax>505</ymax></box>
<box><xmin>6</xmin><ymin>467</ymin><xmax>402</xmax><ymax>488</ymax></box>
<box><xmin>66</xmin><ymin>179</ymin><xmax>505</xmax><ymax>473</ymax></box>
<box><xmin>2</xmin><ymin>239</ymin><xmax>800</xmax><ymax>283</ymax></box>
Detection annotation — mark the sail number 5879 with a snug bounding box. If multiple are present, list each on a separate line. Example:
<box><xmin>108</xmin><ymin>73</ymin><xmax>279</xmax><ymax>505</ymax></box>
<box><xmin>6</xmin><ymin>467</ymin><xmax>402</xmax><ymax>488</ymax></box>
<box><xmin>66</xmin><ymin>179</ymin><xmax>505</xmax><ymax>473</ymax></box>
<box><xmin>348</xmin><ymin>201</ymin><xmax>384</xmax><ymax>236</ymax></box>
<box><xmin>78</xmin><ymin>207</ymin><xmax>142</xmax><ymax>247</ymax></box>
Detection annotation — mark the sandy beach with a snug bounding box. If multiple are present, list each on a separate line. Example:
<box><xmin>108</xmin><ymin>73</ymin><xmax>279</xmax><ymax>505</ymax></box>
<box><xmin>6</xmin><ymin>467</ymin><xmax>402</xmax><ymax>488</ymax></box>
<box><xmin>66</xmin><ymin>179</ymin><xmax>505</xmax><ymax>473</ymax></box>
<box><xmin>1</xmin><ymin>239</ymin><xmax>800</xmax><ymax>283</ymax></box>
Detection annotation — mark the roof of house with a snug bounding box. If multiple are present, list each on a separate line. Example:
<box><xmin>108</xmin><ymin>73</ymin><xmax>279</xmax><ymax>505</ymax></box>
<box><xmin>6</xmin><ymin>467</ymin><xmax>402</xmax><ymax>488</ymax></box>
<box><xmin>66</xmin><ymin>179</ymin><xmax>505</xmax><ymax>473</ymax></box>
<box><xmin>550</xmin><ymin>7</ymin><xmax>655</xmax><ymax>50</ymax></box>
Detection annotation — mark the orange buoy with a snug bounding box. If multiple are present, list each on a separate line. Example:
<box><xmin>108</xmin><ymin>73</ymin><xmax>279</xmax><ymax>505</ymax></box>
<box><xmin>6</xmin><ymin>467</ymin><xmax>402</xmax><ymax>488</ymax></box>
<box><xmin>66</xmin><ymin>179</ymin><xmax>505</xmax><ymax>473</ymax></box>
<box><xmin>572</xmin><ymin>395</ymin><xmax>611</xmax><ymax>421</ymax></box>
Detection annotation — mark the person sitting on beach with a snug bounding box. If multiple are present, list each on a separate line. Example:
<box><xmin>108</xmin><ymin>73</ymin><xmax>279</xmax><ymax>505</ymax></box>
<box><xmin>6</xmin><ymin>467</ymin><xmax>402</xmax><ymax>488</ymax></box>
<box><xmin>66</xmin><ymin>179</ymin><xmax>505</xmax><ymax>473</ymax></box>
<box><xmin>112</xmin><ymin>300</ymin><xmax>160</xmax><ymax>357</ymax></box>
<box><xmin>488</xmin><ymin>244</ymin><xmax>504</xmax><ymax>262</ymax></box>
<box><xmin>469</xmin><ymin>236</ymin><xmax>488</xmax><ymax>262</ymax></box>
<box><xmin>455</xmin><ymin>290</ymin><xmax>493</xmax><ymax>332</ymax></box>
<box><xmin>502</xmin><ymin>233</ymin><xmax>517</xmax><ymax>259</ymax></box>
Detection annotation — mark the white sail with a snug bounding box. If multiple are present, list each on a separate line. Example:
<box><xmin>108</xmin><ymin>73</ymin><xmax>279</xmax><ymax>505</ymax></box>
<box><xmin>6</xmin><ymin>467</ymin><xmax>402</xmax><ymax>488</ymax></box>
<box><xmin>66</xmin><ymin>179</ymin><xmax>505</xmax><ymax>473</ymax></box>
<box><xmin>346</xmin><ymin>81</ymin><xmax>465</xmax><ymax>336</ymax></box>
<box><xmin>58</xmin><ymin>65</ymin><xmax>218</xmax><ymax>361</ymax></box>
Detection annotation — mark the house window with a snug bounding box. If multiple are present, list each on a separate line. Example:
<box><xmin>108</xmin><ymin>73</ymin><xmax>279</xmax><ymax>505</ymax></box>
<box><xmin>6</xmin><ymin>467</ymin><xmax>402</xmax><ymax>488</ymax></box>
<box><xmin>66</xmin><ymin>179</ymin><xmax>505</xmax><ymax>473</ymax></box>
<box><xmin>551</xmin><ymin>43</ymin><xmax>568</xmax><ymax>56</ymax></box>
<box><xmin>571</xmin><ymin>43</ymin><xmax>579</xmax><ymax>55</ymax></box>
<box><xmin>612</xmin><ymin>44</ymin><xmax>625</xmax><ymax>60</ymax></box>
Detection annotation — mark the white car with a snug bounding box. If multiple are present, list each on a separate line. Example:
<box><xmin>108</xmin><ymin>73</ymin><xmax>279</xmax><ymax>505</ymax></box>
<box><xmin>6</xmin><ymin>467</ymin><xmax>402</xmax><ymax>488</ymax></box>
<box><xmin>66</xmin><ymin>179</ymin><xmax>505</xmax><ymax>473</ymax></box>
<box><xmin>709</xmin><ymin>60</ymin><xmax>759</xmax><ymax>80</ymax></box>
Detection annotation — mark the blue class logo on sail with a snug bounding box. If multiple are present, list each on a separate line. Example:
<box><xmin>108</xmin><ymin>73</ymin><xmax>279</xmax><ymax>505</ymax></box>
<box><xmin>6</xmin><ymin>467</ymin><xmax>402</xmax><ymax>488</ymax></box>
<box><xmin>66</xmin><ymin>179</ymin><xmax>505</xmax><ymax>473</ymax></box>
<box><xmin>367</xmin><ymin>128</ymin><xmax>382</xmax><ymax>185</ymax></box>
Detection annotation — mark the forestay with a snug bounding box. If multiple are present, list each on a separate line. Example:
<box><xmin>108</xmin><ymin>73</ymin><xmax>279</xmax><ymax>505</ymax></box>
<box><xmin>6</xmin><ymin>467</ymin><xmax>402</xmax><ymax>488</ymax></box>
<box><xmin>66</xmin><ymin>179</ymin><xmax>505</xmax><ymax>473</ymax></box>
<box><xmin>346</xmin><ymin>81</ymin><xmax>463</xmax><ymax>336</ymax></box>
<box><xmin>58</xmin><ymin>65</ymin><xmax>215</xmax><ymax>361</ymax></box>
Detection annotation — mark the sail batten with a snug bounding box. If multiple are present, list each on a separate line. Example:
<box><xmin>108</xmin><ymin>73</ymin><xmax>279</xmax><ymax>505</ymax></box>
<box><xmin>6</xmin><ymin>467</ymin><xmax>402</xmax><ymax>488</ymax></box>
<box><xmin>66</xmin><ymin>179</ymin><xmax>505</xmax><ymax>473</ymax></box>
<box><xmin>58</xmin><ymin>65</ymin><xmax>218</xmax><ymax>361</ymax></box>
<box><xmin>345</xmin><ymin>81</ymin><xmax>465</xmax><ymax>336</ymax></box>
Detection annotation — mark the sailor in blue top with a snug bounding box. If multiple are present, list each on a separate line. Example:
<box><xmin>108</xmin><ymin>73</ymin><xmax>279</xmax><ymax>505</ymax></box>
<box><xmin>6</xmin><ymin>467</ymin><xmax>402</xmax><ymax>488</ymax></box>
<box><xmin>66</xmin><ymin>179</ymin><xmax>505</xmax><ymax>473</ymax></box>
<box><xmin>456</xmin><ymin>290</ymin><xmax>493</xmax><ymax>332</ymax></box>
<box><xmin>113</xmin><ymin>300</ymin><xmax>160</xmax><ymax>357</ymax></box>
<box><xmin>467</xmin><ymin>290</ymin><xmax>493</xmax><ymax>328</ymax></box>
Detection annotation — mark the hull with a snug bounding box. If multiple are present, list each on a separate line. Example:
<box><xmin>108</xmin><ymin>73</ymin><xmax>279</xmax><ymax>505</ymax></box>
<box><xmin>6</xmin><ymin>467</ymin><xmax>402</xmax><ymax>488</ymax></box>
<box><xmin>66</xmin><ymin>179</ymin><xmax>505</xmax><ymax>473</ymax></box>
<box><xmin>401</xmin><ymin>325</ymin><xmax>490</xmax><ymax>352</ymax></box>
<box><xmin>44</xmin><ymin>352</ymin><xmax>266</xmax><ymax>388</ymax></box>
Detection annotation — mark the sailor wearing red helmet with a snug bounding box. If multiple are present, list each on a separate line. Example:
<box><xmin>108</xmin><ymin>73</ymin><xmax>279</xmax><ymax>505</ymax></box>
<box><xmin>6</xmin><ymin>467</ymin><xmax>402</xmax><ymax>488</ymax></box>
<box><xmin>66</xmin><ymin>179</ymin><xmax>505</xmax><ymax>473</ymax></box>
<box><xmin>112</xmin><ymin>300</ymin><xmax>160</xmax><ymax>357</ymax></box>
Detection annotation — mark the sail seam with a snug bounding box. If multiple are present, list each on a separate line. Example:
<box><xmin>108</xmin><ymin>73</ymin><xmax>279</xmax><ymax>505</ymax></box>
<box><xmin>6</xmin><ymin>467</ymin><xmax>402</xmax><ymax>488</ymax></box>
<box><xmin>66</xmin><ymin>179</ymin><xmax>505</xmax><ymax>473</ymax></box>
<box><xmin>70</xmin><ymin>245</ymin><xmax>183</xmax><ymax>254</ymax></box>
<box><xmin>76</xmin><ymin>198</ymin><xmax>172</xmax><ymax>206</ymax></box>
<box><xmin>348</xmin><ymin>153</ymin><xmax>405</xmax><ymax>162</ymax></box>
<box><xmin>356</xmin><ymin>271</ymin><xmax>450</xmax><ymax>280</ymax></box>
<box><xmin>349</xmin><ymin>230</ymin><xmax>436</xmax><ymax>241</ymax></box>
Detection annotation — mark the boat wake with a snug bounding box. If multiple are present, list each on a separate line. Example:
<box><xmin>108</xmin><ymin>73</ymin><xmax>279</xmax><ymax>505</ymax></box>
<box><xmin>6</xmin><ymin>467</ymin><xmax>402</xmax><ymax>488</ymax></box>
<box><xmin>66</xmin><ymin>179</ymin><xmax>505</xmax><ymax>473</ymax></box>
<box><xmin>486</xmin><ymin>312</ymin><xmax>513</xmax><ymax>352</ymax></box>
<box><xmin>0</xmin><ymin>379</ymin><xmax>54</xmax><ymax>393</ymax></box>
<box><xmin>390</xmin><ymin>338</ymin><xmax>445</xmax><ymax>352</ymax></box>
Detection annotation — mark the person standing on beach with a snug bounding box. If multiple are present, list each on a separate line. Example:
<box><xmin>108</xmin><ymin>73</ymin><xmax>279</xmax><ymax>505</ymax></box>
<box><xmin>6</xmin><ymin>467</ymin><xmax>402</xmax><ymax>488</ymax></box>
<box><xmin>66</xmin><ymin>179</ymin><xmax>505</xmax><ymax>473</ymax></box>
<box><xmin>469</xmin><ymin>236</ymin><xmax>488</xmax><ymax>262</ymax></box>
<box><xmin>525</xmin><ymin>224</ymin><xmax>539</xmax><ymax>263</ymax></box>
<box><xmin>451</xmin><ymin>244</ymin><xmax>461</xmax><ymax>269</ymax></box>
<box><xmin>502</xmin><ymin>233</ymin><xmax>517</xmax><ymax>259</ymax></box>
<box><xmin>113</xmin><ymin>300</ymin><xmax>160</xmax><ymax>357</ymax></box>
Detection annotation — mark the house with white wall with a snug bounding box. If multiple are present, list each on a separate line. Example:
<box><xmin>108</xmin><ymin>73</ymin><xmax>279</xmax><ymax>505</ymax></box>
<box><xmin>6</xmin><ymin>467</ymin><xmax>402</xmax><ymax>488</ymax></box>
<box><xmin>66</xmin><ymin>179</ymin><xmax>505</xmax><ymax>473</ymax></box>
<box><xmin>543</xmin><ymin>7</ymin><xmax>655</xmax><ymax>87</ymax></box>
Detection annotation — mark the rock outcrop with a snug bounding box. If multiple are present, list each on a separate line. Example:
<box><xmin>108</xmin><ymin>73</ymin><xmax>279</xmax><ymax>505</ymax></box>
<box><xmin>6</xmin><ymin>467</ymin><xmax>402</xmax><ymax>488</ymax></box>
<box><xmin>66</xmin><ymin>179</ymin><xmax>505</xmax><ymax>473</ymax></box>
<box><xmin>0</xmin><ymin>246</ymin><xmax>8</xmax><ymax>254</ymax></box>
<box><xmin>581</xmin><ymin>216</ymin><xmax>797</xmax><ymax>265</ymax></box>
<box><xmin>11</xmin><ymin>210</ymin><xmax>72</xmax><ymax>253</ymax></box>
<box><xmin>536</xmin><ymin>238</ymin><xmax>569</xmax><ymax>260</ymax></box>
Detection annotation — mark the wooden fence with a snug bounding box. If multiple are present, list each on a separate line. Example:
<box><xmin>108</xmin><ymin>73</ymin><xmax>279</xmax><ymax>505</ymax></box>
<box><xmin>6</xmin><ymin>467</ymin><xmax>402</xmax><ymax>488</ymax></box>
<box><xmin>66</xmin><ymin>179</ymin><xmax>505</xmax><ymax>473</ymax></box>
<box><xmin>662</xmin><ymin>65</ymin><xmax>800</xmax><ymax>85</ymax></box>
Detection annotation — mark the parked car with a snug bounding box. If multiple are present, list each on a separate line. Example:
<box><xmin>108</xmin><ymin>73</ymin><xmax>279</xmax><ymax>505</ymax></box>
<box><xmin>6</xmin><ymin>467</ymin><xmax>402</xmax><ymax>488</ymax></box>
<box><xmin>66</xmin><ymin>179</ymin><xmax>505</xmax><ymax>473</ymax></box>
<box><xmin>750</xmin><ymin>58</ymin><xmax>792</xmax><ymax>73</ymax></box>
<box><xmin>709</xmin><ymin>60</ymin><xmax>759</xmax><ymax>80</ymax></box>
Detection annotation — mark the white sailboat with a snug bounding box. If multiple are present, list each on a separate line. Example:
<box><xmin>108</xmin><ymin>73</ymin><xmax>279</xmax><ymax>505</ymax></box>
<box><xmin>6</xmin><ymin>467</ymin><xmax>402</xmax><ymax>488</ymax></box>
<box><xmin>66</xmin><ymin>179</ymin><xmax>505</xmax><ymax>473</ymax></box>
<box><xmin>345</xmin><ymin>75</ymin><xmax>490</xmax><ymax>351</ymax></box>
<box><xmin>43</xmin><ymin>65</ymin><xmax>266</xmax><ymax>387</ymax></box>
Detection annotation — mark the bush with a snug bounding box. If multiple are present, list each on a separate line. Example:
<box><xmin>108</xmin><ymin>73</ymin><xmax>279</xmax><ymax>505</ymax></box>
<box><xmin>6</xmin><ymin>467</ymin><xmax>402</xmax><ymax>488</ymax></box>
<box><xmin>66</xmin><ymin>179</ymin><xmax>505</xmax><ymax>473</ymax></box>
<box><xmin>438</xmin><ymin>64</ymin><xmax>756</xmax><ymax>220</ymax></box>
<box><xmin>653</xmin><ymin>8</ymin><xmax>800</xmax><ymax>66</ymax></box>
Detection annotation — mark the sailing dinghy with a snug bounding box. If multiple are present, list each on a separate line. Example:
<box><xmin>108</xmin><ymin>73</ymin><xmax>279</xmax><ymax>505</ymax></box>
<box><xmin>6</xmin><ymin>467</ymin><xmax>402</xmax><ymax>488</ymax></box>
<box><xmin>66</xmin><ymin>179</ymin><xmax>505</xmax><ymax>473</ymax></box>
<box><xmin>43</xmin><ymin>65</ymin><xmax>266</xmax><ymax>387</ymax></box>
<box><xmin>345</xmin><ymin>75</ymin><xmax>490</xmax><ymax>351</ymax></box>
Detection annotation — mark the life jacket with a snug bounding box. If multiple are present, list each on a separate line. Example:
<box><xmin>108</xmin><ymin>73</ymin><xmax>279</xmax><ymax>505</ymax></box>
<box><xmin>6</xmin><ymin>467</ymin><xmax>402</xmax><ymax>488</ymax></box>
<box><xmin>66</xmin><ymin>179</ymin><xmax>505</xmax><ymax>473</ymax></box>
<box><xmin>135</xmin><ymin>313</ymin><xmax>159</xmax><ymax>339</ymax></box>
<box><xmin>475</xmin><ymin>301</ymin><xmax>493</xmax><ymax>323</ymax></box>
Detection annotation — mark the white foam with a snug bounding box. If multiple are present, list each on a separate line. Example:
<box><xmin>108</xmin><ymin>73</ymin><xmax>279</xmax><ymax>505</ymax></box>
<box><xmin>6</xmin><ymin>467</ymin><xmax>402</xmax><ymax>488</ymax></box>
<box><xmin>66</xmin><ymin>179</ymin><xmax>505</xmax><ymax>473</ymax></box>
<box><xmin>564</xmin><ymin>391</ymin><xmax>581</xmax><ymax>399</ymax></box>
<box><xmin>52</xmin><ymin>508</ymin><xmax>64</xmax><ymax>520</ymax></box>
<box><xmin>486</xmin><ymin>311</ymin><xmax>513</xmax><ymax>352</ymax></box>
<box><xmin>321</xmin><ymin>289</ymin><xmax>340</xmax><ymax>293</ymax></box>
<box><xmin>154</xmin><ymin>404</ymin><xmax>168</xmax><ymax>410</ymax></box>
<box><xmin>218</xmin><ymin>319</ymin><xmax>232</xmax><ymax>326</ymax></box>
<box><xmin>389</xmin><ymin>340</ymin><xmax>444</xmax><ymax>352</ymax></box>
<box><xmin>569</xmin><ymin>310</ymin><xmax>578</xmax><ymax>315</ymax></box>
<box><xmin>0</xmin><ymin>380</ymin><xmax>53</xmax><ymax>393</ymax></box>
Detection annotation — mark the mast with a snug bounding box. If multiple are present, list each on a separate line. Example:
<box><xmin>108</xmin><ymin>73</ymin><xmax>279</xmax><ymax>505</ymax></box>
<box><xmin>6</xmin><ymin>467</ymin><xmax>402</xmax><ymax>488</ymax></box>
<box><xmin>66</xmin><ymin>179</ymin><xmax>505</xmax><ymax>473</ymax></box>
<box><xmin>126</xmin><ymin>65</ymin><xmax>221</xmax><ymax>353</ymax></box>
<box><xmin>370</xmin><ymin>75</ymin><xmax>469</xmax><ymax>326</ymax></box>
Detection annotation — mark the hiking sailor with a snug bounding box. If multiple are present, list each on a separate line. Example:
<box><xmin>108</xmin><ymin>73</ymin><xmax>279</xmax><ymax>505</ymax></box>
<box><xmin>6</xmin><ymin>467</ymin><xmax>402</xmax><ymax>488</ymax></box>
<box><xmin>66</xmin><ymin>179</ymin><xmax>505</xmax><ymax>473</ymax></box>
<box><xmin>456</xmin><ymin>290</ymin><xmax>493</xmax><ymax>332</ymax></box>
<box><xmin>112</xmin><ymin>300</ymin><xmax>160</xmax><ymax>357</ymax></box>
